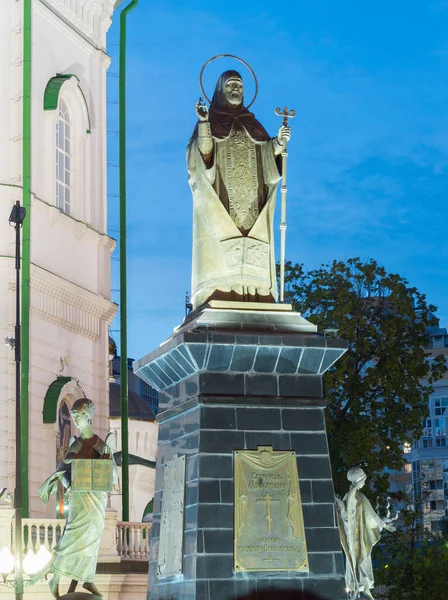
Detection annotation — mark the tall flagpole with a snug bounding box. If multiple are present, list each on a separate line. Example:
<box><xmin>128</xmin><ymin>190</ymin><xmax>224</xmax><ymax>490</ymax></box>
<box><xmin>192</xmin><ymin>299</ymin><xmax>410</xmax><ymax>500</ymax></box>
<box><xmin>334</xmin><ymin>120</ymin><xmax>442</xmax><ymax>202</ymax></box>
<box><xmin>275</xmin><ymin>106</ymin><xmax>295</xmax><ymax>303</ymax></box>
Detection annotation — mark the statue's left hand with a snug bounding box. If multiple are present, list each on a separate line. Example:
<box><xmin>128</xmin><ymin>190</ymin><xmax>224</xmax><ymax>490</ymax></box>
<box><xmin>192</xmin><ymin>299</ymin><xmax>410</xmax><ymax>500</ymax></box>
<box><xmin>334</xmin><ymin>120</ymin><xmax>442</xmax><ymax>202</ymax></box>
<box><xmin>277</xmin><ymin>125</ymin><xmax>291</xmax><ymax>144</ymax></box>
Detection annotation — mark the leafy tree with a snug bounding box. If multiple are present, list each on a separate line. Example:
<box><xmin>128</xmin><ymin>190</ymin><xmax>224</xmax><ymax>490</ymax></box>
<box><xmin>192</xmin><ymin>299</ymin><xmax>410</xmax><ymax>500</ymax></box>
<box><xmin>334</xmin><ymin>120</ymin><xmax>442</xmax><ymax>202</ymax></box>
<box><xmin>282</xmin><ymin>258</ymin><xmax>446</xmax><ymax>497</ymax></box>
<box><xmin>375</xmin><ymin>503</ymin><xmax>448</xmax><ymax>599</ymax></box>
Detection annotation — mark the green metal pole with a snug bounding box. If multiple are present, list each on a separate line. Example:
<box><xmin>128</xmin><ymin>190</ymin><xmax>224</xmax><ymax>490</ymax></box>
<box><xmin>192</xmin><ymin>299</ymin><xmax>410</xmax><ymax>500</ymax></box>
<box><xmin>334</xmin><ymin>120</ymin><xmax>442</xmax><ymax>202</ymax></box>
<box><xmin>119</xmin><ymin>0</ymin><xmax>138</xmax><ymax>523</ymax></box>
<box><xmin>21</xmin><ymin>0</ymin><xmax>32</xmax><ymax>522</ymax></box>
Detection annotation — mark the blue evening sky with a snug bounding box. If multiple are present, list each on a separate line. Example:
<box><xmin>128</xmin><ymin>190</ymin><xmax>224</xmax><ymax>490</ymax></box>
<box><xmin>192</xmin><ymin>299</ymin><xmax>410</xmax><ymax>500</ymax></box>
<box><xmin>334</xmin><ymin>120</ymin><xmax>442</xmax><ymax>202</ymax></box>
<box><xmin>107</xmin><ymin>1</ymin><xmax>448</xmax><ymax>361</ymax></box>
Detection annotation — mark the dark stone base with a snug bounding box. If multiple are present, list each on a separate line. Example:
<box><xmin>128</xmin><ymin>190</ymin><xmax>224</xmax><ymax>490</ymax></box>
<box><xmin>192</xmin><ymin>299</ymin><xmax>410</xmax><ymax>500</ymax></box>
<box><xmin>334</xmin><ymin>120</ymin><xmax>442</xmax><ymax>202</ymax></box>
<box><xmin>147</xmin><ymin>577</ymin><xmax>345</xmax><ymax>600</ymax></box>
<box><xmin>58</xmin><ymin>594</ymin><xmax>102</xmax><ymax>600</ymax></box>
<box><xmin>135</xmin><ymin>312</ymin><xmax>347</xmax><ymax>600</ymax></box>
<box><xmin>148</xmin><ymin>397</ymin><xmax>346</xmax><ymax>600</ymax></box>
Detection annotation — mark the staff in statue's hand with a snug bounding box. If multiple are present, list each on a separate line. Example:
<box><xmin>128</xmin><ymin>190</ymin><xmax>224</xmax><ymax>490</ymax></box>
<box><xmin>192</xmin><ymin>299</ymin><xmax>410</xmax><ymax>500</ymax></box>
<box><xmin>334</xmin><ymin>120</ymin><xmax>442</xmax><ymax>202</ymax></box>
<box><xmin>275</xmin><ymin>106</ymin><xmax>296</xmax><ymax>303</ymax></box>
<box><xmin>277</xmin><ymin>124</ymin><xmax>291</xmax><ymax>144</ymax></box>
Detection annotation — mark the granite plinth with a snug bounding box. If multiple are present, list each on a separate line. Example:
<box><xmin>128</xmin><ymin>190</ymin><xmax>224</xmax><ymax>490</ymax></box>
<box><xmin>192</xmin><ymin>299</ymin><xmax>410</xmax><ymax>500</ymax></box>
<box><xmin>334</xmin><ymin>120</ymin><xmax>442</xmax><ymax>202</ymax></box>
<box><xmin>135</xmin><ymin>308</ymin><xmax>347</xmax><ymax>600</ymax></box>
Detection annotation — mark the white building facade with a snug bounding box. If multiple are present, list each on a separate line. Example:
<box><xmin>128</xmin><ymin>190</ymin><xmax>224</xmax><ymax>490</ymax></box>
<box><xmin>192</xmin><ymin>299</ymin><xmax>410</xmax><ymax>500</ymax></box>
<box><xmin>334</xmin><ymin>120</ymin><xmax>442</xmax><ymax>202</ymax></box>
<box><xmin>0</xmin><ymin>0</ymin><xmax>117</xmax><ymax>518</ymax></box>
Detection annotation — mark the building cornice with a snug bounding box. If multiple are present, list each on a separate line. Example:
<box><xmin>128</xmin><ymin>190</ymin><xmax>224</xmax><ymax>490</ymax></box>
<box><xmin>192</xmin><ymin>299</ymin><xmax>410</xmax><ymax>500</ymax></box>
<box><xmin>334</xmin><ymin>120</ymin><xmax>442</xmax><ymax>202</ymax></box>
<box><xmin>30</xmin><ymin>264</ymin><xmax>118</xmax><ymax>340</ymax></box>
<box><xmin>35</xmin><ymin>0</ymin><xmax>114</xmax><ymax>58</ymax></box>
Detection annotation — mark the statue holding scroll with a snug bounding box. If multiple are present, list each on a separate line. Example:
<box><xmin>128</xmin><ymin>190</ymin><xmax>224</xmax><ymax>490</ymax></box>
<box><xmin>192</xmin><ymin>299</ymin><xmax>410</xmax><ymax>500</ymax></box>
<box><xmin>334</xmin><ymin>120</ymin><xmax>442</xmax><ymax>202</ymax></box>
<box><xmin>39</xmin><ymin>398</ymin><xmax>117</xmax><ymax>599</ymax></box>
<box><xmin>187</xmin><ymin>61</ymin><xmax>291</xmax><ymax>310</ymax></box>
<box><xmin>336</xmin><ymin>467</ymin><xmax>398</xmax><ymax>600</ymax></box>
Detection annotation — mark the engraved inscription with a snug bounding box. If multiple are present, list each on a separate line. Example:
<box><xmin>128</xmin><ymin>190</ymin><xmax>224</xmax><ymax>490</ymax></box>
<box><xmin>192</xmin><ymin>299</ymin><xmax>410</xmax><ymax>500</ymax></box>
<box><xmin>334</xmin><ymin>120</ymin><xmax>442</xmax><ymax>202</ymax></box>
<box><xmin>158</xmin><ymin>454</ymin><xmax>186</xmax><ymax>577</ymax></box>
<box><xmin>234</xmin><ymin>446</ymin><xmax>309</xmax><ymax>572</ymax></box>
<box><xmin>92</xmin><ymin>461</ymin><xmax>114</xmax><ymax>491</ymax></box>
<box><xmin>72</xmin><ymin>460</ymin><xmax>91</xmax><ymax>491</ymax></box>
<box><xmin>71</xmin><ymin>459</ymin><xmax>113</xmax><ymax>492</ymax></box>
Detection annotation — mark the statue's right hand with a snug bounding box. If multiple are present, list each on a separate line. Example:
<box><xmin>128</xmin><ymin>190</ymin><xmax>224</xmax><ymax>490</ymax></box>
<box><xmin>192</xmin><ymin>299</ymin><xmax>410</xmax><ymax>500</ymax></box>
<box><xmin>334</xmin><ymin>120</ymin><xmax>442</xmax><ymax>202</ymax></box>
<box><xmin>195</xmin><ymin>101</ymin><xmax>209</xmax><ymax>122</ymax></box>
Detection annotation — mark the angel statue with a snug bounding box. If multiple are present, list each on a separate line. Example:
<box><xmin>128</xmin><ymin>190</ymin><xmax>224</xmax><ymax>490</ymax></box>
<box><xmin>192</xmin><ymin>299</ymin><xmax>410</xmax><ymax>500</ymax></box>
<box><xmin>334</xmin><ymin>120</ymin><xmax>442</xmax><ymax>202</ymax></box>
<box><xmin>38</xmin><ymin>398</ymin><xmax>118</xmax><ymax>599</ymax></box>
<box><xmin>335</xmin><ymin>467</ymin><xmax>398</xmax><ymax>600</ymax></box>
<box><xmin>187</xmin><ymin>63</ymin><xmax>291</xmax><ymax>310</ymax></box>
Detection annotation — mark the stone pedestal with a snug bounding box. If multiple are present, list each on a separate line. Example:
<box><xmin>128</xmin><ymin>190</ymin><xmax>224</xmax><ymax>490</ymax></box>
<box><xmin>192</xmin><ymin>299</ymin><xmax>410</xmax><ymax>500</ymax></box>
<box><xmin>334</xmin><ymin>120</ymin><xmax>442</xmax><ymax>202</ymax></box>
<box><xmin>99</xmin><ymin>508</ymin><xmax>120</xmax><ymax>563</ymax></box>
<box><xmin>134</xmin><ymin>306</ymin><xmax>347</xmax><ymax>600</ymax></box>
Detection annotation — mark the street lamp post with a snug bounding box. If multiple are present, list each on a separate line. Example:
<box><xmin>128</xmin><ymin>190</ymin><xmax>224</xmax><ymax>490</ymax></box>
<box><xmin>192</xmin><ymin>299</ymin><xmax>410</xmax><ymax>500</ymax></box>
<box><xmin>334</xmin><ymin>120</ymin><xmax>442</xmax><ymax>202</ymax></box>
<box><xmin>9</xmin><ymin>201</ymin><xmax>27</xmax><ymax>600</ymax></box>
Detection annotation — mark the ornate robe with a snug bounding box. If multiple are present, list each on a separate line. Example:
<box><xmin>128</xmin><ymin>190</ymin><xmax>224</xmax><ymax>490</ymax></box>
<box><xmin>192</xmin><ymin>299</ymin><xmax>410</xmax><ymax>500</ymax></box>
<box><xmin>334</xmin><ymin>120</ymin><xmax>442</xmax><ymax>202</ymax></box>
<box><xmin>337</xmin><ymin>488</ymin><xmax>387</xmax><ymax>598</ymax></box>
<box><xmin>187</xmin><ymin>118</ymin><xmax>281</xmax><ymax>310</ymax></box>
<box><xmin>39</xmin><ymin>435</ymin><xmax>114</xmax><ymax>583</ymax></box>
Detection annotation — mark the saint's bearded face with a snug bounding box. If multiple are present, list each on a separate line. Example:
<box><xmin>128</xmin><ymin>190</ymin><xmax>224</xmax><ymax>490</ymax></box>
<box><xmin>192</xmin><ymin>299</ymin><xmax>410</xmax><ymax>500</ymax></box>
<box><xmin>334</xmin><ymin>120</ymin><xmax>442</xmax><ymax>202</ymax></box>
<box><xmin>224</xmin><ymin>77</ymin><xmax>244</xmax><ymax>106</ymax></box>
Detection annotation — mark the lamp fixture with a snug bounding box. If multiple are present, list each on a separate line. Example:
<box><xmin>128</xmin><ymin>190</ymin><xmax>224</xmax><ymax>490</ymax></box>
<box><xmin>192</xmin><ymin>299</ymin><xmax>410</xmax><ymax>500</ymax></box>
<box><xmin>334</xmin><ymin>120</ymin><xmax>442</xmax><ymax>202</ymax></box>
<box><xmin>4</xmin><ymin>337</ymin><xmax>15</xmax><ymax>350</ymax></box>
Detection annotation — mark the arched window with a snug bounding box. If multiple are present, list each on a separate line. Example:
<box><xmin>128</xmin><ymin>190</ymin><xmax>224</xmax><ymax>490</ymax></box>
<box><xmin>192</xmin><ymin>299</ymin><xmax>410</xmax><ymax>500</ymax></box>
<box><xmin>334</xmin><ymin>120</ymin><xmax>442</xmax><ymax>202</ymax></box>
<box><xmin>56</xmin><ymin>99</ymin><xmax>72</xmax><ymax>215</ymax></box>
<box><xmin>56</xmin><ymin>399</ymin><xmax>72</xmax><ymax>518</ymax></box>
<box><xmin>44</xmin><ymin>75</ymin><xmax>92</xmax><ymax>222</ymax></box>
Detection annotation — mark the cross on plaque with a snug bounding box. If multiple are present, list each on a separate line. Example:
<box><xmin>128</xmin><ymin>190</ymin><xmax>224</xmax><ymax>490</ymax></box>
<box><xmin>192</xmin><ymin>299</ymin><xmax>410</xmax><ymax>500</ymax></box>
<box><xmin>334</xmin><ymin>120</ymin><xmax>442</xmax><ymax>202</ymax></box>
<box><xmin>263</xmin><ymin>554</ymin><xmax>280</xmax><ymax>566</ymax></box>
<box><xmin>256</xmin><ymin>492</ymin><xmax>279</xmax><ymax>533</ymax></box>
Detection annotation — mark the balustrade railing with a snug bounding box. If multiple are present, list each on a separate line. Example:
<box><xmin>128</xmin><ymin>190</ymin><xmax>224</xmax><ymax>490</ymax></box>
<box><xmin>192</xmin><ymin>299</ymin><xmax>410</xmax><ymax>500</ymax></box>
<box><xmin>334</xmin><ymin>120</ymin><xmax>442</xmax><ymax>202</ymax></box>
<box><xmin>116</xmin><ymin>522</ymin><xmax>151</xmax><ymax>560</ymax></box>
<box><xmin>20</xmin><ymin>518</ymin><xmax>65</xmax><ymax>554</ymax></box>
<box><xmin>0</xmin><ymin>512</ymin><xmax>151</xmax><ymax>562</ymax></box>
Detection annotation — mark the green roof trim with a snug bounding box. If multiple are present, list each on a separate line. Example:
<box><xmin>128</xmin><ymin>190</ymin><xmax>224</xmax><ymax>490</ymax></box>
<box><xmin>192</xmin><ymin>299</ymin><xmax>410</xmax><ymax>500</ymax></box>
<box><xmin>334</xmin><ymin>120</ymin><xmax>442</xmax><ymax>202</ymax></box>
<box><xmin>43</xmin><ymin>74</ymin><xmax>91</xmax><ymax>133</ymax></box>
<box><xmin>43</xmin><ymin>75</ymin><xmax>72</xmax><ymax>111</ymax></box>
<box><xmin>42</xmin><ymin>376</ymin><xmax>72</xmax><ymax>423</ymax></box>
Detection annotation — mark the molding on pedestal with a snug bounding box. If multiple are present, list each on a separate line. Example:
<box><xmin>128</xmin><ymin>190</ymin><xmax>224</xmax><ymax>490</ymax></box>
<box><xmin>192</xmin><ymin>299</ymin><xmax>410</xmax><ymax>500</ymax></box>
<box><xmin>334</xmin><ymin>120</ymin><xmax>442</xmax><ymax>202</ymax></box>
<box><xmin>134</xmin><ymin>311</ymin><xmax>347</xmax><ymax>393</ymax></box>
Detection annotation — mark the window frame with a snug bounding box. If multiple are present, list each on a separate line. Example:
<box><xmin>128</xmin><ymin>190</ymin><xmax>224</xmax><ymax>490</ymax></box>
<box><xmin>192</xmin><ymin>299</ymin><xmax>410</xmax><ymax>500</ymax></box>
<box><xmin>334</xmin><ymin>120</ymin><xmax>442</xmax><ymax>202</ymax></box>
<box><xmin>56</xmin><ymin>98</ymin><xmax>72</xmax><ymax>215</ymax></box>
<box><xmin>44</xmin><ymin>76</ymin><xmax>91</xmax><ymax>222</ymax></box>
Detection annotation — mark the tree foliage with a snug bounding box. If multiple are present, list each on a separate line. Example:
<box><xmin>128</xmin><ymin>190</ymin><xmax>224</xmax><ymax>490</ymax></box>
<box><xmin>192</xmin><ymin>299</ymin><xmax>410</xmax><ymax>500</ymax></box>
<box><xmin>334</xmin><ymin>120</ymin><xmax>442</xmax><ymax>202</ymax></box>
<box><xmin>375</xmin><ymin>505</ymin><xmax>448</xmax><ymax>599</ymax></box>
<box><xmin>283</xmin><ymin>258</ymin><xmax>446</xmax><ymax>496</ymax></box>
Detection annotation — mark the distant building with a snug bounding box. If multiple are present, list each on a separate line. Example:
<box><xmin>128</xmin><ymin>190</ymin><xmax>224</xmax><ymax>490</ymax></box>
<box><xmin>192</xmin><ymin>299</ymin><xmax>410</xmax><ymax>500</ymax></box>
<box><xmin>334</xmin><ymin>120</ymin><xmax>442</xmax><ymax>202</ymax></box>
<box><xmin>109</xmin><ymin>354</ymin><xmax>159</xmax><ymax>522</ymax></box>
<box><xmin>407</xmin><ymin>321</ymin><xmax>448</xmax><ymax>530</ymax></box>
<box><xmin>110</xmin><ymin>354</ymin><xmax>159</xmax><ymax>416</ymax></box>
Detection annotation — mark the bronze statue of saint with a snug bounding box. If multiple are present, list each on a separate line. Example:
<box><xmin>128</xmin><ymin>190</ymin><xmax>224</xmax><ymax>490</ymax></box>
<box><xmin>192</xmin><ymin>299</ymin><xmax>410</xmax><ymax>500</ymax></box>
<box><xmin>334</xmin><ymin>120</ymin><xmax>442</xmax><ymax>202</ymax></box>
<box><xmin>39</xmin><ymin>398</ymin><xmax>117</xmax><ymax>599</ymax></box>
<box><xmin>187</xmin><ymin>70</ymin><xmax>290</xmax><ymax>309</ymax></box>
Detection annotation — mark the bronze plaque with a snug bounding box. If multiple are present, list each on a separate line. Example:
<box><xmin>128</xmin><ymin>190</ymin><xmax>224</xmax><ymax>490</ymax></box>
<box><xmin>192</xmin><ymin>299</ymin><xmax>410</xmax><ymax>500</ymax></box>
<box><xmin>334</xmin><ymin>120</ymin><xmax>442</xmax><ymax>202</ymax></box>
<box><xmin>234</xmin><ymin>446</ymin><xmax>309</xmax><ymax>572</ymax></box>
<box><xmin>72</xmin><ymin>459</ymin><xmax>113</xmax><ymax>492</ymax></box>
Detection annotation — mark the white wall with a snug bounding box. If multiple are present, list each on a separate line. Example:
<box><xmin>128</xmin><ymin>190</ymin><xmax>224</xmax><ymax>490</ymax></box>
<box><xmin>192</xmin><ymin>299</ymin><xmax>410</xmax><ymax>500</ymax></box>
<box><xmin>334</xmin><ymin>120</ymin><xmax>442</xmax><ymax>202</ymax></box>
<box><xmin>0</xmin><ymin>0</ymin><xmax>117</xmax><ymax>517</ymax></box>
